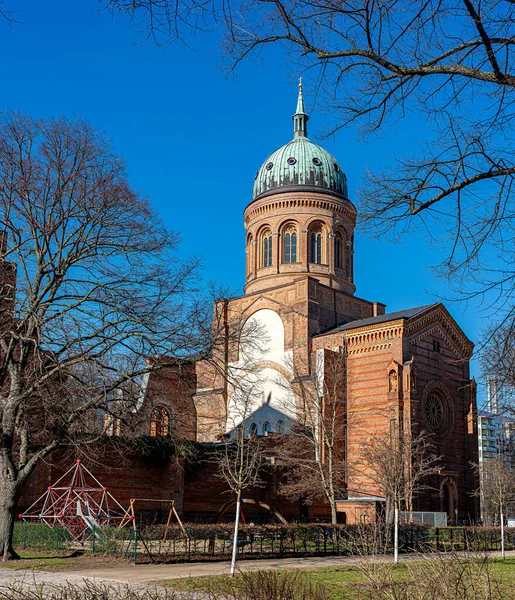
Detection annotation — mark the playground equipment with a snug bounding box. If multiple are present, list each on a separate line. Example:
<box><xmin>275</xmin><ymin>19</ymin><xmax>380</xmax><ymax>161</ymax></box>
<box><xmin>19</xmin><ymin>460</ymin><xmax>126</xmax><ymax>542</ymax></box>
<box><xmin>216</xmin><ymin>498</ymin><xmax>288</xmax><ymax>525</ymax></box>
<box><xmin>120</xmin><ymin>498</ymin><xmax>188</xmax><ymax>540</ymax></box>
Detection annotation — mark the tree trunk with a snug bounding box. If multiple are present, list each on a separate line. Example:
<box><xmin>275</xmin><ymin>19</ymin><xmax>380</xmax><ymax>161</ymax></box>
<box><xmin>500</xmin><ymin>506</ymin><xmax>505</xmax><ymax>559</ymax></box>
<box><xmin>230</xmin><ymin>493</ymin><xmax>241</xmax><ymax>577</ymax></box>
<box><xmin>393</xmin><ymin>505</ymin><xmax>399</xmax><ymax>564</ymax></box>
<box><xmin>330</xmin><ymin>500</ymin><xmax>338</xmax><ymax>526</ymax></box>
<box><xmin>0</xmin><ymin>478</ymin><xmax>20</xmax><ymax>561</ymax></box>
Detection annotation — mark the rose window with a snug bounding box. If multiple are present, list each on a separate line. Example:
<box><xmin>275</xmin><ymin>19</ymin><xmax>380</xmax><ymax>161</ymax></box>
<box><xmin>425</xmin><ymin>393</ymin><xmax>445</xmax><ymax>432</ymax></box>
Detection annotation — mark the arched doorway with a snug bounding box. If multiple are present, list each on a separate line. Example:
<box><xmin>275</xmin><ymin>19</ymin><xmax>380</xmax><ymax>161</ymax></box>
<box><xmin>441</xmin><ymin>480</ymin><xmax>457</xmax><ymax>524</ymax></box>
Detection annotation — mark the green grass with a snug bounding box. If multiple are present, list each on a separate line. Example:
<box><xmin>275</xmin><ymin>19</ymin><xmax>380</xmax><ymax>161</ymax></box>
<box><xmin>163</xmin><ymin>565</ymin><xmax>368</xmax><ymax>599</ymax></box>
<box><xmin>162</xmin><ymin>558</ymin><xmax>515</xmax><ymax>600</ymax></box>
<box><xmin>0</xmin><ymin>551</ymin><xmax>78</xmax><ymax>571</ymax></box>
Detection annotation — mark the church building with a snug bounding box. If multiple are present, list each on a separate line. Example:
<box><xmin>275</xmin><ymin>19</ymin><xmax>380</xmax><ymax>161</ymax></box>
<box><xmin>18</xmin><ymin>84</ymin><xmax>479</xmax><ymax>525</ymax></box>
<box><xmin>143</xmin><ymin>82</ymin><xmax>479</xmax><ymax>524</ymax></box>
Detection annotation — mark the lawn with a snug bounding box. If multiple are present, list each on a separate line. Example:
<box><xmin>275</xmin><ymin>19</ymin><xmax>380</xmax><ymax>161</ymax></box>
<box><xmin>162</xmin><ymin>557</ymin><xmax>515</xmax><ymax>600</ymax></box>
<box><xmin>1</xmin><ymin>550</ymin><xmax>128</xmax><ymax>571</ymax></box>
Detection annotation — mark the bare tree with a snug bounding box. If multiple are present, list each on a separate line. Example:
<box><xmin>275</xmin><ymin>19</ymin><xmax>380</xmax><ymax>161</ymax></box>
<box><xmin>359</xmin><ymin>429</ymin><xmax>441</xmax><ymax>563</ymax></box>
<box><xmin>273</xmin><ymin>347</ymin><xmax>348</xmax><ymax>525</ymax></box>
<box><xmin>218</xmin><ymin>374</ymin><xmax>265</xmax><ymax>577</ymax></box>
<box><xmin>103</xmin><ymin>0</ymin><xmax>515</xmax><ymax>362</ymax></box>
<box><xmin>0</xmin><ymin>113</ymin><xmax>212</xmax><ymax>561</ymax></box>
<box><xmin>482</xmin><ymin>321</ymin><xmax>515</xmax><ymax>397</ymax></box>
<box><xmin>475</xmin><ymin>457</ymin><xmax>515</xmax><ymax>558</ymax></box>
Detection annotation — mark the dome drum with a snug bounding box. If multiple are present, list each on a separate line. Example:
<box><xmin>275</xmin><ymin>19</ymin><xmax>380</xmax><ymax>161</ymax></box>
<box><xmin>244</xmin><ymin>191</ymin><xmax>355</xmax><ymax>295</ymax></box>
<box><xmin>244</xmin><ymin>83</ymin><xmax>355</xmax><ymax>296</ymax></box>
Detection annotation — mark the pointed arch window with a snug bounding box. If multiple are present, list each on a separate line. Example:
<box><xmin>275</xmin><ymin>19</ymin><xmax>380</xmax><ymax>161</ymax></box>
<box><xmin>276</xmin><ymin>420</ymin><xmax>284</xmax><ymax>434</ymax></box>
<box><xmin>310</xmin><ymin>227</ymin><xmax>323</xmax><ymax>264</ymax></box>
<box><xmin>283</xmin><ymin>225</ymin><xmax>297</xmax><ymax>264</ymax></box>
<box><xmin>262</xmin><ymin>421</ymin><xmax>270</xmax><ymax>435</ymax></box>
<box><xmin>150</xmin><ymin>406</ymin><xmax>171</xmax><ymax>437</ymax></box>
<box><xmin>262</xmin><ymin>231</ymin><xmax>273</xmax><ymax>268</ymax></box>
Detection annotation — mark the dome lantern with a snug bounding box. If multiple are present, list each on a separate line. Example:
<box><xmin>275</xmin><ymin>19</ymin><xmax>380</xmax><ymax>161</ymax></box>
<box><xmin>293</xmin><ymin>78</ymin><xmax>309</xmax><ymax>138</ymax></box>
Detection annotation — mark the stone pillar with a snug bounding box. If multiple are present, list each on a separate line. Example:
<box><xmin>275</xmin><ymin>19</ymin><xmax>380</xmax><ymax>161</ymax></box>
<box><xmin>328</xmin><ymin>232</ymin><xmax>335</xmax><ymax>275</ymax></box>
<box><xmin>302</xmin><ymin>229</ymin><xmax>308</xmax><ymax>270</ymax></box>
<box><xmin>273</xmin><ymin>232</ymin><xmax>280</xmax><ymax>273</ymax></box>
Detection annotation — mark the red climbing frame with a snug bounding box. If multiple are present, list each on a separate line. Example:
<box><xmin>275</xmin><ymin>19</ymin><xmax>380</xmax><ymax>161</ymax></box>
<box><xmin>20</xmin><ymin>460</ymin><xmax>127</xmax><ymax>542</ymax></box>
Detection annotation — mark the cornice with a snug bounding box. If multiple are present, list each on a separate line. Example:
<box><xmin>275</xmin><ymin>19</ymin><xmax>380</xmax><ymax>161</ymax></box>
<box><xmin>244</xmin><ymin>195</ymin><xmax>357</xmax><ymax>226</ymax></box>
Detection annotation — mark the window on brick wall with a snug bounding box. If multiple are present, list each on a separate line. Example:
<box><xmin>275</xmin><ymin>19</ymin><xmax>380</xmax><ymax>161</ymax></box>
<box><xmin>432</xmin><ymin>340</ymin><xmax>441</xmax><ymax>353</ymax></box>
<box><xmin>262</xmin><ymin>230</ymin><xmax>273</xmax><ymax>267</ymax></box>
<box><xmin>150</xmin><ymin>406</ymin><xmax>171</xmax><ymax>437</ymax></box>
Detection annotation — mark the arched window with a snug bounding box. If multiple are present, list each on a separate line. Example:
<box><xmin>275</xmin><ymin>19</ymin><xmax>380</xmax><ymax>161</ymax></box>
<box><xmin>246</xmin><ymin>235</ymin><xmax>253</xmax><ymax>276</ymax></box>
<box><xmin>283</xmin><ymin>225</ymin><xmax>297</xmax><ymax>264</ymax></box>
<box><xmin>249</xmin><ymin>422</ymin><xmax>258</xmax><ymax>436</ymax></box>
<box><xmin>262</xmin><ymin>421</ymin><xmax>270</xmax><ymax>436</ymax></box>
<box><xmin>104</xmin><ymin>414</ymin><xmax>121</xmax><ymax>437</ymax></box>
<box><xmin>276</xmin><ymin>420</ymin><xmax>284</xmax><ymax>434</ymax></box>
<box><xmin>346</xmin><ymin>235</ymin><xmax>353</xmax><ymax>278</ymax></box>
<box><xmin>150</xmin><ymin>406</ymin><xmax>171</xmax><ymax>437</ymax></box>
<box><xmin>334</xmin><ymin>232</ymin><xmax>344</xmax><ymax>269</ymax></box>
<box><xmin>310</xmin><ymin>227</ymin><xmax>323</xmax><ymax>264</ymax></box>
<box><xmin>262</xmin><ymin>230</ymin><xmax>273</xmax><ymax>267</ymax></box>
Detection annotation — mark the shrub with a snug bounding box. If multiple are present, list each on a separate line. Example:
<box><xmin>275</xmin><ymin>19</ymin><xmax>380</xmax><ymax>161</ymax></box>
<box><xmin>208</xmin><ymin>570</ymin><xmax>331</xmax><ymax>600</ymax></box>
<box><xmin>357</xmin><ymin>551</ymin><xmax>511</xmax><ymax>600</ymax></box>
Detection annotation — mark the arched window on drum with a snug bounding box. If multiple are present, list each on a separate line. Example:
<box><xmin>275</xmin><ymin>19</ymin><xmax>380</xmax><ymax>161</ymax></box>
<box><xmin>334</xmin><ymin>231</ymin><xmax>344</xmax><ymax>270</ymax></box>
<box><xmin>246</xmin><ymin>234</ymin><xmax>254</xmax><ymax>276</ymax></box>
<box><xmin>262</xmin><ymin>229</ymin><xmax>273</xmax><ymax>268</ymax></box>
<box><xmin>282</xmin><ymin>224</ymin><xmax>297</xmax><ymax>264</ymax></box>
<box><xmin>309</xmin><ymin>225</ymin><xmax>324</xmax><ymax>264</ymax></box>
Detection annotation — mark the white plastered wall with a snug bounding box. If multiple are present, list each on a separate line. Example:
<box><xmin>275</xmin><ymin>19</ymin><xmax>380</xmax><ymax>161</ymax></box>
<box><xmin>226</xmin><ymin>309</ymin><xmax>295</xmax><ymax>434</ymax></box>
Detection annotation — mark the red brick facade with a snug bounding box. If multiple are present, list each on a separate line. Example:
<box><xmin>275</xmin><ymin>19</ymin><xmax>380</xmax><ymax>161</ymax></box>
<box><xmin>16</xmin><ymin>113</ymin><xmax>479</xmax><ymax>526</ymax></box>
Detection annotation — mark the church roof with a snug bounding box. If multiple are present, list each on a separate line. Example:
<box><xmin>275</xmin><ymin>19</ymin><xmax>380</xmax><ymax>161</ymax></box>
<box><xmin>318</xmin><ymin>303</ymin><xmax>439</xmax><ymax>335</ymax></box>
<box><xmin>252</xmin><ymin>81</ymin><xmax>348</xmax><ymax>201</ymax></box>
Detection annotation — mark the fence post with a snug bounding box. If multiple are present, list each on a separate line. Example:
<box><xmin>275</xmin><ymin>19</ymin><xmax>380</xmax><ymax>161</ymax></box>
<box><xmin>187</xmin><ymin>528</ymin><xmax>191</xmax><ymax>561</ymax></box>
<box><xmin>55</xmin><ymin>525</ymin><xmax>59</xmax><ymax>552</ymax></box>
<box><xmin>23</xmin><ymin>521</ymin><xmax>27</xmax><ymax>550</ymax></box>
<box><xmin>435</xmin><ymin>527</ymin><xmax>440</xmax><ymax>552</ymax></box>
<box><xmin>133</xmin><ymin>529</ymin><xmax>138</xmax><ymax>565</ymax></box>
<box><xmin>91</xmin><ymin>526</ymin><xmax>96</xmax><ymax>554</ymax></box>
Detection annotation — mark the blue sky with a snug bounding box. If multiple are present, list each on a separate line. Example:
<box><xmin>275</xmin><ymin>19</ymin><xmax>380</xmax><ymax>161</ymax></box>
<box><xmin>0</xmin><ymin>1</ymin><xmax>489</xmax><ymax>402</ymax></box>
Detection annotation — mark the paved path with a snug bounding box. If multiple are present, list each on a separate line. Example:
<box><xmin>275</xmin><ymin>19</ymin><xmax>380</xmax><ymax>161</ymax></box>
<box><xmin>2</xmin><ymin>549</ymin><xmax>515</xmax><ymax>589</ymax></box>
<box><xmin>74</xmin><ymin>555</ymin><xmax>361</xmax><ymax>584</ymax></box>
<box><xmin>0</xmin><ymin>567</ymin><xmax>126</xmax><ymax>590</ymax></box>
<box><xmin>70</xmin><ymin>549</ymin><xmax>515</xmax><ymax>584</ymax></box>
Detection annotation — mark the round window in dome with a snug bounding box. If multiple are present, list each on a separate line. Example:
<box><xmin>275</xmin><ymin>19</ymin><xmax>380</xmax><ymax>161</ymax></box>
<box><xmin>266</xmin><ymin>162</ymin><xmax>273</xmax><ymax>170</ymax></box>
<box><xmin>287</xmin><ymin>157</ymin><xmax>297</xmax><ymax>165</ymax></box>
<box><xmin>312</xmin><ymin>157</ymin><xmax>322</xmax><ymax>166</ymax></box>
<box><xmin>254</xmin><ymin>171</ymin><xmax>259</xmax><ymax>180</ymax></box>
<box><xmin>334</xmin><ymin>163</ymin><xmax>340</xmax><ymax>172</ymax></box>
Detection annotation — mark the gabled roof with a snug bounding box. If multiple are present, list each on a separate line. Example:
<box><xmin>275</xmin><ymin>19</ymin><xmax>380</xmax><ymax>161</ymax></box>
<box><xmin>317</xmin><ymin>303</ymin><xmax>439</xmax><ymax>336</ymax></box>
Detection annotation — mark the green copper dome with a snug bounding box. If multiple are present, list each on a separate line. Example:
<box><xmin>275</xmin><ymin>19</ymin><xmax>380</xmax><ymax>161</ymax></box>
<box><xmin>252</xmin><ymin>82</ymin><xmax>348</xmax><ymax>201</ymax></box>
